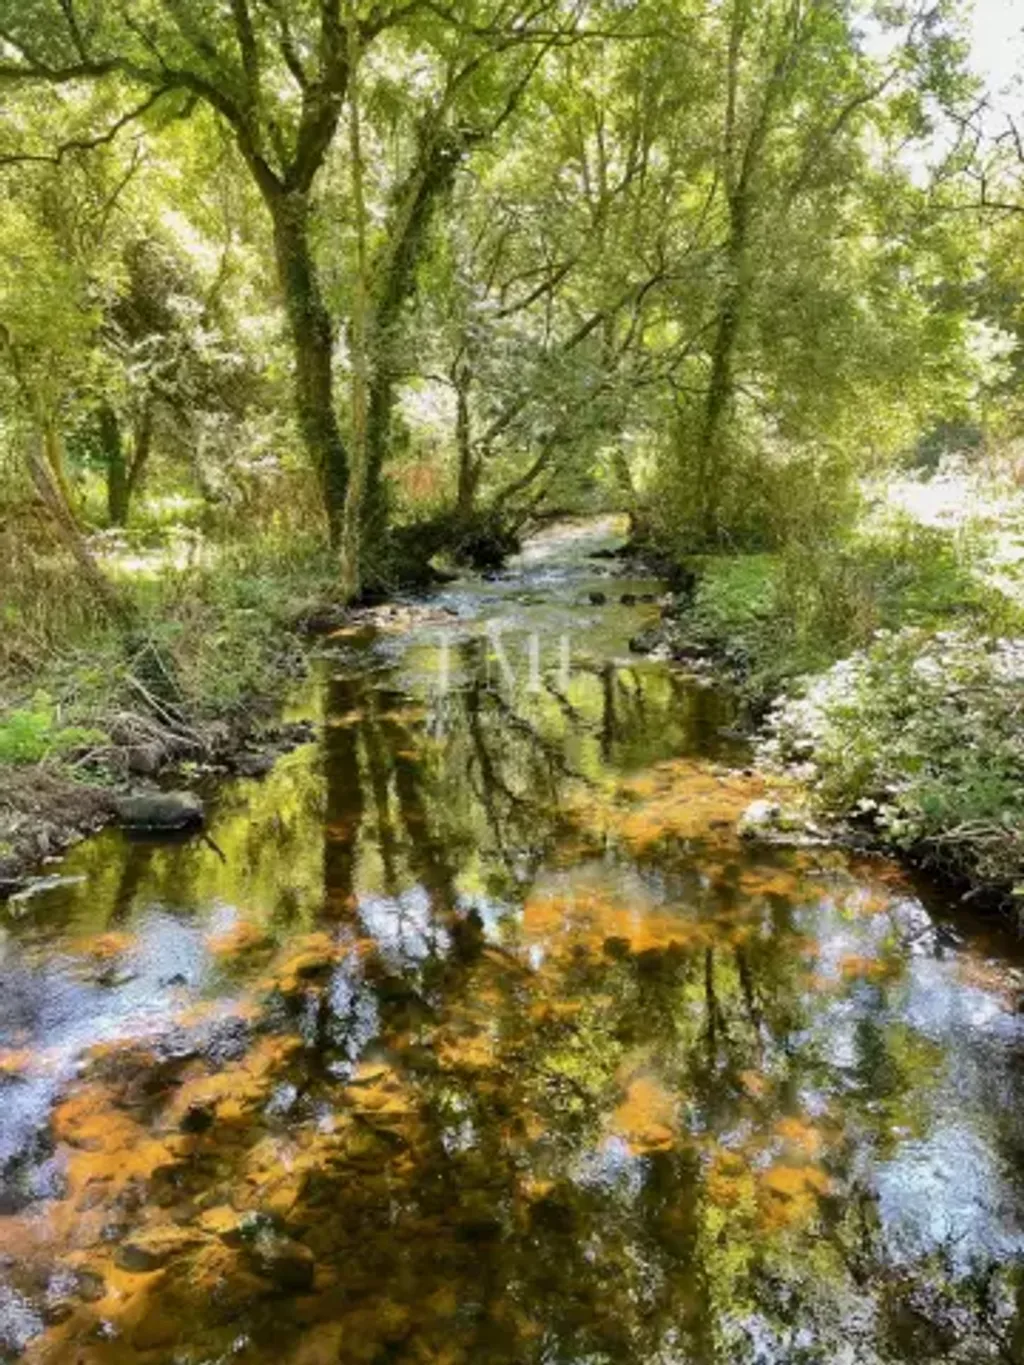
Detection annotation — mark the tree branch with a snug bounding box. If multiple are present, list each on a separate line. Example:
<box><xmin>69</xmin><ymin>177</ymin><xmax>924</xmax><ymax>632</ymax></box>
<box><xmin>0</xmin><ymin>88</ymin><xmax>171</xmax><ymax>167</ymax></box>
<box><xmin>229</xmin><ymin>0</ymin><xmax>261</xmax><ymax>105</ymax></box>
<box><xmin>256</xmin><ymin>0</ymin><xmax>310</xmax><ymax>88</ymax></box>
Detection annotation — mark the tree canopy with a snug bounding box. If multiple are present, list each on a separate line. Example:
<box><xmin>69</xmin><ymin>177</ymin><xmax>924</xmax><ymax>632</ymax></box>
<box><xmin>0</xmin><ymin>0</ymin><xmax>1015</xmax><ymax>590</ymax></box>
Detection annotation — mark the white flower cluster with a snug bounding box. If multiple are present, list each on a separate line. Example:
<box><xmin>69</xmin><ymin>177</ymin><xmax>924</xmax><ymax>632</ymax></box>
<box><xmin>759</xmin><ymin>626</ymin><xmax>1024</xmax><ymax>889</ymax></box>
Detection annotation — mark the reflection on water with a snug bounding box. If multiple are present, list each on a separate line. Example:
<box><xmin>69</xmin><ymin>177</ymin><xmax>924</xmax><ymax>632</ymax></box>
<box><xmin>2</xmin><ymin>521</ymin><xmax>1024</xmax><ymax>1363</ymax></box>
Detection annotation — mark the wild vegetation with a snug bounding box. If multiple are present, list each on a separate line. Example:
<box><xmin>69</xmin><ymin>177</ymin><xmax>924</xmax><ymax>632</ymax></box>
<box><xmin>0</xmin><ymin>0</ymin><xmax>1023</xmax><ymax>902</ymax></box>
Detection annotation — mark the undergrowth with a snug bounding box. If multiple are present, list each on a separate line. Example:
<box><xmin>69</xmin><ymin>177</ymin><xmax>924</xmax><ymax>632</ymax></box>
<box><xmin>0</xmin><ymin>527</ymin><xmax>335</xmax><ymax>776</ymax></box>
<box><xmin>763</xmin><ymin>630</ymin><xmax>1024</xmax><ymax>901</ymax></box>
<box><xmin>686</xmin><ymin>514</ymin><xmax>1015</xmax><ymax>697</ymax></box>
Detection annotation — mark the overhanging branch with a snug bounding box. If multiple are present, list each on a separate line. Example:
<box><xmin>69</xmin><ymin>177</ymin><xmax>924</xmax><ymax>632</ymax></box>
<box><xmin>0</xmin><ymin>87</ymin><xmax>171</xmax><ymax>167</ymax></box>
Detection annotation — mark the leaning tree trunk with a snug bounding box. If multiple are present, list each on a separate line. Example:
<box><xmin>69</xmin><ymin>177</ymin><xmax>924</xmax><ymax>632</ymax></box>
<box><xmin>267</xmin><ymin>189</ymin><xmax>349</xmax><ymax>545</ymax></box>
<box><xmin>24</xmin><ymin>429</ymin><xmax>134</xmax><ymax>630</ymax></box>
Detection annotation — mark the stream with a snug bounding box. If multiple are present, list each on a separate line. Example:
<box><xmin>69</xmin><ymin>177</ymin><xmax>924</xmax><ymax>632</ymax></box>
<box><xmin>2</xmin><ymin>518</ymin><xmax>1024</xmax><ymax>1364</ymax></box>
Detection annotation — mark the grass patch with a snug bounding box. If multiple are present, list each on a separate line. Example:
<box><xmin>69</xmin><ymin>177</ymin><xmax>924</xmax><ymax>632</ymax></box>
<box><xmin>685</xmin><ymin>514</ymin><xmax>1017</xmax><ymax>703</ymax></box>
<box><xmin>0</xmin><ymin>693</ymin><xmax>107</xmax><ymax>765</ymax></box>
<box><xmin>671</xmin><ymin>508</ymin><xmax>1024</xmax><ymax>906</ymax></box>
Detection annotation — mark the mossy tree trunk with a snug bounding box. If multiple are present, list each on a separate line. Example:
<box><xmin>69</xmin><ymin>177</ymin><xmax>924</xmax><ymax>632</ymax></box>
<box><xmin>268</xmin><ymin>190</ymin><xmax>349</xmax><ymax>546</ymax></box>
<box><xmin>339</xmin><ymin>13</ymin><xmax>370</xmax><ymax>602</ymax></box>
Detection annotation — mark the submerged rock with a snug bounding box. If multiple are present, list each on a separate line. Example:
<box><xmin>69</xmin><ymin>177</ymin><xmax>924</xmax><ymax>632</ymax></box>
<box><xmin>232</xmin><ymin>750</ymin><xmax>276</xmax><ymax>779</ymax></box>
<box><xmin>738</xmin><ymin>799</ymin><xmax>828</xmax><ymax>846</ymax></box>
<box><xmin>246</xmin><ymin>1229</ymin><xmax>315</xmax><ymax>1293</ymax></box>
<box><xmin>115</xmin><ymin>1225</ymin><xmax>204</xmax><ymax>1273</ymax></box>
<box><xmin>114</xmin><ymin>791</ymin><xmax>204</xmax><ymax>832</ymax></box>
<box><xmin>180</xmin><ymin>1102</ymin><xmax>216</xmax><ymax>1134</ymax></box>
<box><xmin>738</xmin><ymin>799</ymin><xmax>781</xmax><ymax>837</ymax></box>
<box><xmin>587</xmin><ymin>591</ymin><xmax>608</xmax><ymax>606</ymax></box>
<box><xmin>74</xmin><ymin>1270</ymin><xmax>107</xmax><ymax>1303</ymax></box>
<box><xmin>629</xmin><ymin>626</ymin><xmax>663</xmax><ymax>654</ymax></box>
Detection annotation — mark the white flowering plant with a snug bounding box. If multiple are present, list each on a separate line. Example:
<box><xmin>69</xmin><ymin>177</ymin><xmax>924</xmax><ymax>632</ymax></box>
<box><xmin>762</xmin><ymin>627</ymin><xmax>1024</xmax><ymax>899</ymax></box>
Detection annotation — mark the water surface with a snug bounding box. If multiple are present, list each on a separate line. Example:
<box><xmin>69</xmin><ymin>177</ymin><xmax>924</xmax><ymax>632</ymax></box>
<box><xmin>2</xmin><ymin>520</ymin><xmax>1024</xmax><ymax>1364</ymax></box>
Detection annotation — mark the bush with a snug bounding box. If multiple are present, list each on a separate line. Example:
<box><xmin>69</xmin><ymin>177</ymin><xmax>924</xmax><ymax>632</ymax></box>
<box><xmin>0</xmin><ymin>692</ymin><xmax>107</xmax><ymax>764</ymax></box>
<box><xmin>763</xmin><ymin>628</ymin><xmax>1024</xmax><ymax>898</ymax></box>
<box><xmin>648</xmin><ymin>433</ymin><xmax>861</xmax><ymax>556</ymax></box>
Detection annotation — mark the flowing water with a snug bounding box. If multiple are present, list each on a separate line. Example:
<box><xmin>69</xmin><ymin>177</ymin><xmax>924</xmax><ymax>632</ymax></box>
<box><xmin>3</xmin><ymin>519</ymin><xmax>1024</xmax><ymax>1364</ymax></box>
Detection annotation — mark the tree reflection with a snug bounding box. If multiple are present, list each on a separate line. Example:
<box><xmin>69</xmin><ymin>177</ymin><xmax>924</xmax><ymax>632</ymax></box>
<box><xmin>3</xmin><ymin>645</ymin><xmax>1024</xmax><ymax>1364</ymax></box>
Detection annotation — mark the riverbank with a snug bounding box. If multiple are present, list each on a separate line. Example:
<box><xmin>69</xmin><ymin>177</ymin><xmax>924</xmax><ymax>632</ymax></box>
<box><xmin>0</xmin><ymin>520</ymin><xmax>541</xmax><ymax>895</ymax></box>
<box><xmin>0</xmin><ymin>531</ymin><xmax>339</xmax><ymax>893</ymax></box>
<box><xmin>629</xmin><ymin>475</ymin><xmax>1024</xmax><ymax>912</ymax></box>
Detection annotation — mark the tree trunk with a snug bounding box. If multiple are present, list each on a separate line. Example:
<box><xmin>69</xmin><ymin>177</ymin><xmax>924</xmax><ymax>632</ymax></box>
<box><xmin>43</xmin><ymin>419</ymin><xmax>78</xmax><ymax>516</ymax></box>
<box><xmin>359</xmin><ymin>133</ymin><xmax>470</xmax><ymax>548</ymax></box>
<box><xmin>125</xmin><ymin>400</ymin><xmax>154</xmax><ymax>513</ymax></box>
<box><xmin>697</xmin><ymin>267</ymin><xmax>745</xmax><ymax>545</ymax></box>
<box><xmin>99</xmin><ymin>403</ymin><xmax>129</xmax><ymax>526</ymax></box>
<box><xmin>361</xmin><ymin>371</ymin><xmax>395</xmax><ymax>548</ymax></box>
<box><xmin>697</xmin><ymin>154</ymin><xmax>759</xmax><ymax>545</ymax></box>
<box><xmin>339</xmin><ymin>14</ymin><xmax>370</xmax><ymax>602</ymax></box>
<box><xmin>267</xmin><ymin>188</ymin><xmax>348</xmax><ymax>544</ymax></box>
<box><xmin>454</xmin><ymin>364</ymin><xmax>480</xmax><ymax>518</ymax></box>
<box><xmin>694</xmin><ymin>0</ymin><xmax>799</xmax><ymax>546</ymax></box>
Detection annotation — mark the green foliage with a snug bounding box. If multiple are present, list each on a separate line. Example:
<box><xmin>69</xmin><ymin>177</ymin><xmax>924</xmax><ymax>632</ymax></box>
<box><xmin>652</xmin><ymin>440</ymin><xmax>863</xmax><ymax>556</ymax></box>
<box><xmin>686</xmin><ymin>514</ymin><xmax>1014</xmax><ymax>699</ymax></box>
<box><xmin>0</xmin><ymin>692</ymin><xmax>106</xmax><ymax>764</ymax></box>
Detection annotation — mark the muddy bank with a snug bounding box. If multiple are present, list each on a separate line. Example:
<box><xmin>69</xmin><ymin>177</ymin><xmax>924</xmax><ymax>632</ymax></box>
<box><xmin>0</xmin><ymin>718</ymin><xmax>317</xmax><ymax>897</ymax></box>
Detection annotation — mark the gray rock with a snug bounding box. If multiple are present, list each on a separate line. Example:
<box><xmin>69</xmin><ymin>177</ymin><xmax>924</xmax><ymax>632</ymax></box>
<box><xmin>114</xmin><ymin>792</ymin><xmax>204</xmax><ymax>832</ymax></box>
<box><xmin>738</xmin><ymin>799</ymin><xmax>829</xmax><ymax>847</ymax></box>
<box><xmin>126</xmin><ymin>743</ymin><xmax>165</xmax><ymax>777</ymax></box>
<box><xmin>233</xmin><ymin>751</ymin><xmax>276</xmax><ymax>779</ymax></box>
<box><xmin>629</xmin><ymin>627</ymin><xmax>663</xmax><ymax>654</ymax></box>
